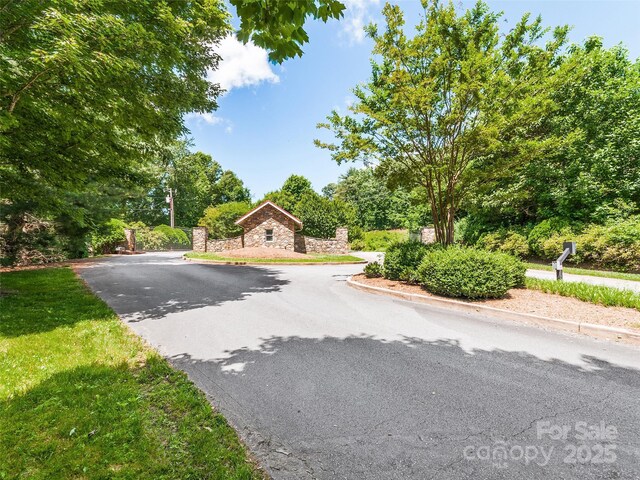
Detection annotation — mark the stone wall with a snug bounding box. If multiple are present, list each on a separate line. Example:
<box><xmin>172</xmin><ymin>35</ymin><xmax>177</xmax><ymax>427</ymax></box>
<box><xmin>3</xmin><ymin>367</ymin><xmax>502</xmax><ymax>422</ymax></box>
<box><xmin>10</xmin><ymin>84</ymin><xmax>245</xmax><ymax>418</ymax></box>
<box><xmin>420</xmin><ymin>227</ymin><xmax>436</xmax><ymax>244</ymax></box>
<box><xmin>206</xmin><ymin>235</ymin><xmax>243</xmax><ymax>252</ymax></box>
<box><xmin>242</xmin><ymin>204</ymin><xmax>296</xmax><ymax>250</ymax></box>
<box><xmin>124</xmin><ymin>228</ymin><xmax>136</xmax><ymax>251</ymax></box>
<box><xmin>192</xmin><ymin>227</ymin><xmax>207</xmax><ymax>252</ymax></box>
<box><xmin>294</xmin><ymin>227</ymin><xmax>349</xmax><ymax>254</ymax></box>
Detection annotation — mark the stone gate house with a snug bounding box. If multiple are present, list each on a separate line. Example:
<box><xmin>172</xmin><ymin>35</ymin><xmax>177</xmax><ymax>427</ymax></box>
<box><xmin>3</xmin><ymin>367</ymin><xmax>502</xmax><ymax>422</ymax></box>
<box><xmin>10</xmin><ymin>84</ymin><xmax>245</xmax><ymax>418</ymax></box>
<box><xmin>192</xmin><ymin>201</ymin><xmax>349</xmax><ymax>254</ymax></box>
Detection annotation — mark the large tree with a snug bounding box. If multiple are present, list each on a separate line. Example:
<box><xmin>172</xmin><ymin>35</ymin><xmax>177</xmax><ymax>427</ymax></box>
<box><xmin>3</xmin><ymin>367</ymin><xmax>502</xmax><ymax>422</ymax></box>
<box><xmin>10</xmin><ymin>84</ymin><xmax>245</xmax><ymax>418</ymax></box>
<box><xmin>1</xmin><ymin>0</ymin><xmax>345</xmax><ymax>261</ymax></box>
<box><xmin>316</xmin><ymin>0</ymin><xmax>569</xmax><ymax>244</ymax></box>
<box><xmin>465</xmin><ymin>38</ymin><xmax>640</xmax><ymax>227</ymax></box>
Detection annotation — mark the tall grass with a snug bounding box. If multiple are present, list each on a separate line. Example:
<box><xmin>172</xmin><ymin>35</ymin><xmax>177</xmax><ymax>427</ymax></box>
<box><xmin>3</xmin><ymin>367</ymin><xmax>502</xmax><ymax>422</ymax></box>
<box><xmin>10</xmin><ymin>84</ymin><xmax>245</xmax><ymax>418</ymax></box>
<box><xmin>525</xmin><ymin>278</ymin><xmax>640</xmax><ymax>311</ymax></box>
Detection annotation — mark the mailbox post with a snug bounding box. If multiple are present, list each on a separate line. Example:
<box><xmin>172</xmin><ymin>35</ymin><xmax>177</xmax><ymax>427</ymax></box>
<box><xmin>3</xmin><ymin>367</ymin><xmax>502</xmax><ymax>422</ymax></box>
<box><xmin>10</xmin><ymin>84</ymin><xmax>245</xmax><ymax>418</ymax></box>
<box><xmin>552</xmin><ymin>241</ymin><xmax>576</xmax><ymax>280</ymax></box>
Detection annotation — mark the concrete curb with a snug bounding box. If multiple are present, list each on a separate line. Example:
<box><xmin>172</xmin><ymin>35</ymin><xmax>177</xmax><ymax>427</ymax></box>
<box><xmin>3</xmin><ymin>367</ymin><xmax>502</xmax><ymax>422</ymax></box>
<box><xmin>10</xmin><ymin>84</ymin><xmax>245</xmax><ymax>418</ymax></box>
<box><xmin>183</xmin><ymin>255</ymin><xmax>367</xmax><ymax>267</ymax></box>
<box><xmin>347</xmin><ymin>277</ymin><xmax>640</xmax><ymax>346</ymax></box>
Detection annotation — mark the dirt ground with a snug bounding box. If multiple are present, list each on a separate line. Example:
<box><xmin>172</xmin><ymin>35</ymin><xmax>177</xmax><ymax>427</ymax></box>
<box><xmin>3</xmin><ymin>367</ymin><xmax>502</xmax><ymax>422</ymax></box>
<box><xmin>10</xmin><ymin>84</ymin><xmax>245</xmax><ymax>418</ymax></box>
<box><xmin>354</xmin><ymin>274</ymin><xmax>640</xmax><ymax>331</ymax></box>
<box><xmin>218</xmin><ymin>247</ymin><xmax>312</xmax><ymax>259</ymax></box>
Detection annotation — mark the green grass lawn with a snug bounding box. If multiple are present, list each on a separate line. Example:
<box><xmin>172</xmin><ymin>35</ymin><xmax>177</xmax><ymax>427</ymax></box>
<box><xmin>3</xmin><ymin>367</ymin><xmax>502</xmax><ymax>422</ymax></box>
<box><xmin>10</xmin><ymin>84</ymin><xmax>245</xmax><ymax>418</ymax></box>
<box><xmin>525</xmin><ymin>277</ymin><xmax>640</xmax><ymax>311</ymax></box>
<box><xmin>185</xmin><ymin>252</ymin><xmax>365</xmax><ymax>263</ymax></box>
<box><xmin>524</xmin><ymin>261</ymin><xmax>640</xmax><ymax>282</ymax></box>
<box><xmin>0</xmin><ymin>268</ymin><xmax>264</xmax><ymax>479</ymax></box>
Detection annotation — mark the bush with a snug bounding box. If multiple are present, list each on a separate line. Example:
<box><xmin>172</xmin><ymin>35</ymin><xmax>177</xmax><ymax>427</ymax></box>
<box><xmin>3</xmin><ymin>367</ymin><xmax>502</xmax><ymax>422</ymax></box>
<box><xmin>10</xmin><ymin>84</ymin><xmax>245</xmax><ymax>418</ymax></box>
<box><xmin>137</xmin><ymin>229</ymin><xmax>169</xmax><ymax>251</ymax></box>
<box><xmin>363</xmin><ymin>261</ymin><xmax>383</xmax><ymax>278</ymax></box>
<box><xmin>416</xmin><ymin>247</ymin><xmax>526</xmax><ymax>299</ymax></box>
<box><xmin>198</xmin><ymin>202</ymin><xmax>250</xmax><ymax>239</ymax></box>
<box><xmin>153</xmin><ymin>225</ymin><xmax>190</xmax><ymax>247</ymax></box>
<box><xmin>383</xmin><ymin>241</ymin><xmax>439</xmax><ymax>282</ymax></box>
<box><xmin>527</xmin><ymin>218</ymin><xmax>575</xmax><ymax>257</ymax></box>
<box><xmin>349</xmin><ymin>239</ymin><xmax>365</xmax><ymax>251</ymax></box>
<box><xmin>91</xmin><ymin>219</ymin><xmax>127</xmax><ymax>254</ymax></box>
<box><xmin>362</xmin><ymin>230</ymin><xmax>408</xmax><ymax>251</ymax></box>
<box><xmin>477</xmin><ymin>230</ymin><xmax>530</xmax><ymax>258</ymax></box>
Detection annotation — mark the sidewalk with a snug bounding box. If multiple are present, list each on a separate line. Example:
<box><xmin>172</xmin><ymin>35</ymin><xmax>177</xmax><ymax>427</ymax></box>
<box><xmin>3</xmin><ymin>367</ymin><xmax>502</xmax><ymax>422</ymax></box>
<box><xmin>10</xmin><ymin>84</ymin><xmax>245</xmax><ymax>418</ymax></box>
<box><xmin>526</xmin><ymin>269</ymin><xmax>640</xmax><ymax>293</ymax></box>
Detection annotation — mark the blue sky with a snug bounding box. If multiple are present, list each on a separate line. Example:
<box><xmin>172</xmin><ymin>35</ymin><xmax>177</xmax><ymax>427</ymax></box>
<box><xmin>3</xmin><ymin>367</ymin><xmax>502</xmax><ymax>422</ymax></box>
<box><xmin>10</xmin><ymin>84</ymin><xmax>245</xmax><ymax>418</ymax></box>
<box><xmin>185</xmin><ymin>0</ymin><xmax>640</xmax><ymax>200</ymax></box>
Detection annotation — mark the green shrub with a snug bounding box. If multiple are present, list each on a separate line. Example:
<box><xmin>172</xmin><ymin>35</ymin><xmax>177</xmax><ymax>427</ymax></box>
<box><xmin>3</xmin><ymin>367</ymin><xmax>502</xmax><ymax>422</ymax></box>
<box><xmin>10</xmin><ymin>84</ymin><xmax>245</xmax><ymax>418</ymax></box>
<box><xmin>348</xmin><ymin>225</ymin><xmax>364</xmax><ymax>242</ymax></box>
<box><xmin>350</xmin><ymin>239</ymin><xmax>365</xmax><ymax>251</ymax></box>
<box><xmin>383</xmin><ymin>241</ymin><xmax>439</xmax><ymax>282</ymax></box>
<box><xmin>91</xmin><ymin>219</ymin><xmax>127</xmax><ymax>254</ymax></box>
<box><xmin>476</xmin><ymin>229</ymin><xmax>530</xmax><ymax>258</ymax></box>
<box><xmin>416</xmin><ymin>247</ymin><xmax>526</xmax><ymax>299</ymax></box>
<box><xmin>362</xmin><ymin>230</ymin><xmax>408</xmax><ymax>251</ymax></box>
<box><xmin>137</xmin><ymin>229</ymin><xmax>169</xmax><ymax>251</ymax></box>
<box><xmin>153</xmin><ymin>225</ymin><xmax>189</xmax><ymax>247</ymax></box>
<box><xmin>527</xmin><ymin>218</ymin><xmax>575</xmax><ymax>257</ymax></box>
<box><xmin>199</xmin><ymin>202</ymin><xmax>250</xmax><ymax>239</ymax></box>
<box><xmin>363</xmin><ymin>261</ymin><xmax>383</xmax><ymax>278</ymax></box>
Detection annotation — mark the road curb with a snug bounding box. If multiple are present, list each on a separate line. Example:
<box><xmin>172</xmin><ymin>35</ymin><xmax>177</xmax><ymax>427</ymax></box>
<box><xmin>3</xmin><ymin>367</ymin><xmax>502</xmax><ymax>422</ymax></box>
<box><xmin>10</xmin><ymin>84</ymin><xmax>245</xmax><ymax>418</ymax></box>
<box><xmin>183</xmin><ymin>255</ymin><xmax>367</xmax><ymax>266</ymax></box>
<box><xmin>347</xmin><ymin>277</ymin><xmax>640</xmax><ymax>346</ymax></box>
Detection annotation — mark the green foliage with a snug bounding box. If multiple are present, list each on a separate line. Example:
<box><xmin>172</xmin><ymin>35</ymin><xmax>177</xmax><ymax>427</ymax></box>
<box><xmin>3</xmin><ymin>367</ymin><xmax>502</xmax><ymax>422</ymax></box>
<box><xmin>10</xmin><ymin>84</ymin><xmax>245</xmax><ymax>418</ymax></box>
<box><xmin>363</xmin><ymin>261</ymin><xmax>383</xmax><ymax>278</ymax></box>
<box><xmin>231</xmin><ymin>0</ymin><xmax>345</xmax><ymax>63</ymax></box>
<box><xmin>526</xmin><ymin>278</ymin><xmax>640</xmax><ymax>311</ymax></box>
<box><xmin>527</xmin><ymin>218</ymin><xmax>574</xmax><ymax>257</ymax></box>
<box><xmin>0</xmin><ymin>268</ymin><xmax>264</xmax><ymax>478</ymax></box>
<box><xmin>477</xmin><ymin>230</ymin><xmax>530</xmax><ymax>258</ymax></box>
<box><xmin>91</xmin><ymin>219</ymin><xmax>127</xmax><ymax>254</ymax></box>
<box><xmin>153</xmin><ymin>225</ymin><xmax>190</xmax><ymax>247</ymax></box>
<box><xmin>383</xmin><ymin>241</ymin><xmax>439</xmax><ymax>282</ymax></box>
<box><xmin>349</xmin><ymin>239</ymin><xmax>365</xmax><ymax>251</ymax></box>
<box><xmin>295</xmin><ymin>192</ymin><xmax>354</xmax><ymax>238</ymax></box>
<box><xmin>198</xmin><ymin>202</ymin><xmax>251</xmax><ymax>239</ymax></box>
<box><xmin>466</xmin><ymin>39</ymin><xmax>640</xmax><ymax>228</ymax></box>
<box><xmin>317</xmin><ymin>1</ymin><xmax>569</xmax><ymax>244</ymax></box>
<box><xmin>417</xmin><ymin>247</ymin><xmax>526</xmax><ymax>299</ymax></box>
<box><xmin>332</xmin><ymin>168</ymin><xmax>429</xmax><ymax>231</ymax></box>
<box><xmin>361</xmin><ymin>230</ymin><xmax>409</xmax><ymax>252</ymax></box>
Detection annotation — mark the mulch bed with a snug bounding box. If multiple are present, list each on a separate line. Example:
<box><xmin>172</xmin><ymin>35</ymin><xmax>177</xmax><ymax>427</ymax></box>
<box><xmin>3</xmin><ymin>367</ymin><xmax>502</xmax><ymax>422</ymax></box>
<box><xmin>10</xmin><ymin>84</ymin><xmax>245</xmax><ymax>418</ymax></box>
<box><xmin>354</xmin><ymin>274</ymin><xmax>640</xmax><ymax>332</ymax></box>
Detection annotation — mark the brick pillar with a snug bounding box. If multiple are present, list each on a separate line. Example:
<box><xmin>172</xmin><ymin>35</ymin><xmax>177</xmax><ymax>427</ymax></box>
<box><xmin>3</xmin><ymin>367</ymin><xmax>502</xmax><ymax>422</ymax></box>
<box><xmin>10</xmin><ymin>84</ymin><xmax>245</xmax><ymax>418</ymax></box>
<box><xmin>335</xmin><ymin>227</ymin><xmax>348</xmax><ymax>254</ymax></box>
<box><xmin>124</xmin><ymin>228</ymin><xmax>136</xmax><ymax>251</ymax></box>
<box><xmin>420</xmin><ymin>227</ymin><xmax>436</xmax><ymax>244</ymax></box>
<box><xmin>192</xmin><ymin>227</ymin><xmax>208</xmax><ymax>252</ymax></box>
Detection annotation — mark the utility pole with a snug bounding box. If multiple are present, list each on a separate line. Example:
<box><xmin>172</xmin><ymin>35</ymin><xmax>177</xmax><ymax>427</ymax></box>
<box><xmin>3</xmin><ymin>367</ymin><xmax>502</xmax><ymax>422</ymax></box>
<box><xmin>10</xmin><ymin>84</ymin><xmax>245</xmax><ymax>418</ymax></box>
<box><xmin>166</xmin><ymin>188</ymin><xmax>175</xmax><ymax>228</ymax></box>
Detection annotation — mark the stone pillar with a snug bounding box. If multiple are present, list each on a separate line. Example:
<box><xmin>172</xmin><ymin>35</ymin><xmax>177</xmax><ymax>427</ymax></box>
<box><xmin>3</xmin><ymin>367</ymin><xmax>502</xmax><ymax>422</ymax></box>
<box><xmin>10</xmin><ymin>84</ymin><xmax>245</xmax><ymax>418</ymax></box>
<box><xmin>192</xmin><ymin>227</ymin><xmax>208</xmax><ymax>252</ymax></box>
<box><xmin>124</xmin><ymin>228</ymin><xmax>136</xmax><ymax>251</ymax></box>
<box><xmin>420</xmin><ymin>227</ymin><xmax>436</xmax><ymax>244</ymax></box>
<box><xmin>335</xmin><ymin>227</ymin><xmax>348</xmax><ymax>254</ymax></box>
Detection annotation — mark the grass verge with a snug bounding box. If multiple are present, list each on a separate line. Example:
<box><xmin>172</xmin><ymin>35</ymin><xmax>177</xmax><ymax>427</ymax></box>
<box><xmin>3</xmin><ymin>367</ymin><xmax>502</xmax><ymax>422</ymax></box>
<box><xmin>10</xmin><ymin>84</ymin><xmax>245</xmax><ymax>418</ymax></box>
<box><xmin>524</xmin><ymin>262</ymin><xmax>640</xmax><ymax>282</ymax></box>
<box><xmin>185</xmin><ymin>252</ymin><xmax>365</xmax><ymax>263</ymax></box>
<box><xmin>0</xmin><ymin>268</ymin><xmax>264</xmax><ymax>479</ymax></box>
<box><xmin>525</xmin><ymin>277</ymin><xmax>640</xmax><ymax>311</ymax></box>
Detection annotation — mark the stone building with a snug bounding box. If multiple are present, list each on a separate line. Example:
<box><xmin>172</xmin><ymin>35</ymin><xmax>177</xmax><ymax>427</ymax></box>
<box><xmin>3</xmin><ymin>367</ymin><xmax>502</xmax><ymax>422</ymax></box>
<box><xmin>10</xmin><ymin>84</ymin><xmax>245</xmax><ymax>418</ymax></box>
<box><xmin>192</xmin><ymin>201</ymin><xmax>349</xmax><ymax>254</ymax></box>
<box><xmin>235</xmin><ymin>201</ymin><xmax>302</xmax><ymax>250</ymax></box>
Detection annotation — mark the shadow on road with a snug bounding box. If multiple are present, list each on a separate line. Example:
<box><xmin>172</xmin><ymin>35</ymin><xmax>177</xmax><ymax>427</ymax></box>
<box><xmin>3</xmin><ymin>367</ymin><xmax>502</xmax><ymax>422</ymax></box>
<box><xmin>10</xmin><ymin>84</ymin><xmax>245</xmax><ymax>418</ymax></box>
<box><xmin>169</xmin><ymin>335</ymin><xmax>640</xmax><ymax>479</ymax></box>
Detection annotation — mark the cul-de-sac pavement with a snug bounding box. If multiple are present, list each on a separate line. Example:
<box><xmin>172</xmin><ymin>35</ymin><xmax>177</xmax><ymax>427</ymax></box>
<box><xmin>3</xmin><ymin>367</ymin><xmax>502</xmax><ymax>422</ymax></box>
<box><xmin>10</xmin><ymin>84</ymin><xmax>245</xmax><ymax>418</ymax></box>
<box><xmin>79</xmin><ymin>252</ymin><xmax>640</xmax><ymax>480</ymax></box>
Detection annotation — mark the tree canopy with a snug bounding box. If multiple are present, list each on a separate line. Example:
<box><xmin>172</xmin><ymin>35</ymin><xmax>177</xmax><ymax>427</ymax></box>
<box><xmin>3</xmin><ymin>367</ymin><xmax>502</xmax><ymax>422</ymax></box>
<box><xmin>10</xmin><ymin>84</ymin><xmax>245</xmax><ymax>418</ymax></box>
<box><xmin>316</xmin><ymin>0</ymin><xmax>570</xmax><ymax>244</ymax></box>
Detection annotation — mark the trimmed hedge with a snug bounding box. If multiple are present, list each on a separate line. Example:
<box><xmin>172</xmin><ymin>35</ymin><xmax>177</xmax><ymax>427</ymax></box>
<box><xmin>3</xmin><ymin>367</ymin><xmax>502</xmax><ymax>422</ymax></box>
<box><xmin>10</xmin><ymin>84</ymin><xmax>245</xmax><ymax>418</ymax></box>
<box><xmin>383</xmin><ymin>241</ymin><xmax>440</xmax><ymax>282</ymax></box>
<box><xmin>416</xmin><ymin>247</ymin><xmax>526</xmax><ymax>299</ymax></box>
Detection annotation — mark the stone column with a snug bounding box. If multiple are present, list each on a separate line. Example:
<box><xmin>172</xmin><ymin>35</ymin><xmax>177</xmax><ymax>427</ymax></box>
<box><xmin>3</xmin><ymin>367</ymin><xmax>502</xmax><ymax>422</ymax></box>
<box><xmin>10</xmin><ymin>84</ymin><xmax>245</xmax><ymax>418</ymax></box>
<box><xmin>335</xmin><ymin>227</ymin><xmax>348</xmax><ymax>254</ymax></box>
<box><xmin>192</xmin><ymin>227</ymin><xmax>208</xmax><ymax>252</ymax></box>
<box><xmin>124</xmin><ymin>228</ymin><xmax>136</xmax><ymax>251</ymax></box>
<box><xmin>420</xmin><ymin>227</ymin><xmax>436</xmax><ymax>244</ymax></box>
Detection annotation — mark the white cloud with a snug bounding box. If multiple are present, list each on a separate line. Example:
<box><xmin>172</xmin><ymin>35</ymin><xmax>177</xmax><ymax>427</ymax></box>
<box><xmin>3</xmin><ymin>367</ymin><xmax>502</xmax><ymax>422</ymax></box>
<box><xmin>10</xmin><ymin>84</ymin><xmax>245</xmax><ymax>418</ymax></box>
<box><xmin>185</xmin><ymin>112</ymin><xmax>233</xmax><ymax>134</ymax></box>
<box><xmin>340</xmin><ymin>0</ymin><xmax>380</xmax><ymax>44</ymax></box>
<box><xmin>208</xmin><ymin>36</ymin><xmax>280</xmax><ymax>92</ymax></box>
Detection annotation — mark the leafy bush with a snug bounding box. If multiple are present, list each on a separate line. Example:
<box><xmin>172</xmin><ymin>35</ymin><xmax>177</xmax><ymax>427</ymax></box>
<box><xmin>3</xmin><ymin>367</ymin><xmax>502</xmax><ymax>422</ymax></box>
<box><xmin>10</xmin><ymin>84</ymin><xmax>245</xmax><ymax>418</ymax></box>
<box><xmin>383</xmin><ymin>241</ymin><xmax>439</xmax><ymax>282</ymax></box>
<box><xmin>350</xmin><ymin>239</ymin><xmax>365</xmax><ymax>251</ymax></box>
<box><xmin>363</xmin><ymin>261</ymin><xmax>383</xmax><ymax>278</ymax></box>
<box><xmin>348</xmin><ymin>225</ymin><xmax>364</xmax><ymax>242</ymax></box>
<box><xmin>477</xmin><ymin>230</ymin><xmax>530</xmax><ymax>258</ymax></box>
<box><xmin>416</xmin><ymin>247</ymin><xmax>526</xmax><ymax>299</ymax></box>
<box><xmin>137</xmin><ymin>229</ymin><xmax>169</xmax><ymax>251</ymax></box>
<box><xmin>198</xmin><ymin>202</ymin><xmax>251</xmax><ymax>239</ymax></box>
<box><xmin>362</xmin><ymin>230</ymin><xmax>409</xmax><ymax>251</ymax></box>
<box><xmin>153</xmin><ymin>225</ymin><xmax>189</xmax><ymax>247</ymax></box>
<box><xmin>527</xmin><ymin>218</ymin><xmax>575</xmax><ymax>257</ymax></box>
<box><xmin>91</xmin><ymin>219</ymin><xmax>127</xmax><ymax>254</ymax></box>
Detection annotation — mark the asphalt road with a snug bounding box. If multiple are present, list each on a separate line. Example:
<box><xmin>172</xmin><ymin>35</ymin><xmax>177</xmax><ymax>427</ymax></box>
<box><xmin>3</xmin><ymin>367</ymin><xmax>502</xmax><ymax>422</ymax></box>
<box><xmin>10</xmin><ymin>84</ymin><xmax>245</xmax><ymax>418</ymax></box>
<box><xmin>79</xmin><ymin>252</ymin><xmax>640</xmax><ymax>479</ymax></box>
